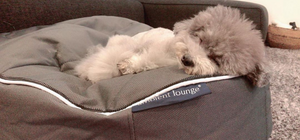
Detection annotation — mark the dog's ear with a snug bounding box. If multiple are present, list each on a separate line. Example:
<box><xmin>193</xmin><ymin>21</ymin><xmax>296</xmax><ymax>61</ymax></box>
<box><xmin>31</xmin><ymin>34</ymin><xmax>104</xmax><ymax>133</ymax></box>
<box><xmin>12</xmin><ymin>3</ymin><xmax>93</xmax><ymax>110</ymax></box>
<box><xmin>173</xmin><ymin>18</ymin><xmax>194</xmax><ymax>34</ymax></box>
<box><xmin>246</xmin><ymin>63</ymin><xmax>270</xmax><ymax>87</ymax></box>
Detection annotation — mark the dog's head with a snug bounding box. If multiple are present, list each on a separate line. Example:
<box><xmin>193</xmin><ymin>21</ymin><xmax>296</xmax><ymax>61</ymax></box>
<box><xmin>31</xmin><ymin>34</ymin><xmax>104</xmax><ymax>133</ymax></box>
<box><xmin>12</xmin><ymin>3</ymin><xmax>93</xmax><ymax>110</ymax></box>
<box><xmin>173</xmin><ymin>5</ymin><xmax>270</xmax><ymax>87</ymax></box>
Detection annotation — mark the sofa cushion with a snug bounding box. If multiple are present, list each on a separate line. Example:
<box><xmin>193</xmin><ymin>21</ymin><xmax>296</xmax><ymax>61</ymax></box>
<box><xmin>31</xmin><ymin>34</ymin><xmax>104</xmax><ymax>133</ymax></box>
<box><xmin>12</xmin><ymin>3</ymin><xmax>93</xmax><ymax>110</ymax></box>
<box><xmin>0</xmin><ymin>0</ymin><xmax>144</xmax><ymax>33</ymax></box>
<box><xmin>139</xmin><ymin>0</ymin><xmax>269</xmax><ymax>41</ymax></box>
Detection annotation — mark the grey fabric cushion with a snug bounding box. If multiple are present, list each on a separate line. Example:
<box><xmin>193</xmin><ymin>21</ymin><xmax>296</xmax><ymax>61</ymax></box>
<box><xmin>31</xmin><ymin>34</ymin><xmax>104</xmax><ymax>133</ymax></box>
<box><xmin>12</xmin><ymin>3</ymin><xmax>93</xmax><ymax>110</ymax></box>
<box><xmin>0</xmin><ymin>16</ymin><xmax>272</xmax><ymax>139</ymax></box>
<box><xmin>133</xmin><ymin>78</ymin><xmax>272</xmax><ymax>139</ymax></box>
<box><xmin>1</xmin><ymin>16</ymin><xmax>168</xmax><ymax>111</ymax></box>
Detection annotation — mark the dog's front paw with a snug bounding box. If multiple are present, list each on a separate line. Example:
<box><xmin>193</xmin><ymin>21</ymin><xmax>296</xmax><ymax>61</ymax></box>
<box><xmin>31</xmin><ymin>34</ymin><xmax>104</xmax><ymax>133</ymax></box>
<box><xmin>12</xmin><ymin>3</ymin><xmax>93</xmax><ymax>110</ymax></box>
<box><xmin>117</xmin><ymin>60</ymin><xmax>135</xmax><ymax>75</ymax></box>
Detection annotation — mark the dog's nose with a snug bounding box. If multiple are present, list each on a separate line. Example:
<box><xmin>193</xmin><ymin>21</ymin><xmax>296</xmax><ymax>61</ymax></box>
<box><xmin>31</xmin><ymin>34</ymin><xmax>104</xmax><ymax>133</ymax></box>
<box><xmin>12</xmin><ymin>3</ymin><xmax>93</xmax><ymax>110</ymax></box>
<box><xmin>181</xmin><ymin>55</ymin><xmax>194</xmax><ymax>67</ymax></box>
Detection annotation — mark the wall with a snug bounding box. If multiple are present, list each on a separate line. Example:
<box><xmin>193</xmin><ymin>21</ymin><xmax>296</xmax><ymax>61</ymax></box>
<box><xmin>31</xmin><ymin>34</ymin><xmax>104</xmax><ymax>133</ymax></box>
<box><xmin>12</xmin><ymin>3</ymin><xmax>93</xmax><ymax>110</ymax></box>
<box><xmin>235</xmin><ymin>0</ymin><xmax>300</xmax><ymax>28</ymax></box>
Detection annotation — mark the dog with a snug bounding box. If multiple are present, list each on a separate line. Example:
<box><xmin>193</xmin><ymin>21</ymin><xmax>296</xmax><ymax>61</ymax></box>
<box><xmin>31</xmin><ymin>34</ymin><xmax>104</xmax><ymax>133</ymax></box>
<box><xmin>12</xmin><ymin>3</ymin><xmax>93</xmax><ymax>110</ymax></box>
<box><xmin>75</xmin><ymin>5</ymin><xmax>269</xmax><ymax>87</ymax></box>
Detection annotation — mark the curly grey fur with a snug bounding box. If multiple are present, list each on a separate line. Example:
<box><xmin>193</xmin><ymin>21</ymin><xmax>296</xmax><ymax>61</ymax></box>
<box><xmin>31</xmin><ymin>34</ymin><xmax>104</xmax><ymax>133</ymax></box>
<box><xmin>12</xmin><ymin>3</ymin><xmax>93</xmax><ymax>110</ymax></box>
<box><xmin>174</xmin><ymin>5</ymin><xmax>270</xmax><ymax>87</ymax></box>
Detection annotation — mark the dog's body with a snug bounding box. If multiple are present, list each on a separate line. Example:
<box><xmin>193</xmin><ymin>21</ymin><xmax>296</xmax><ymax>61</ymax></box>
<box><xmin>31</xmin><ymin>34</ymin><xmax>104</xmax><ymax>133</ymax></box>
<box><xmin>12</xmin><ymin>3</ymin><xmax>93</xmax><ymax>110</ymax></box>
<box><xmin>75</xmin><ymin>5</ymin><xmax>269</xmax><ymax>87</ymax></box>
<box><xmin>75</xmin><ymin>28</ymin><xmax>178</xmax><ymax>82</ymax></box>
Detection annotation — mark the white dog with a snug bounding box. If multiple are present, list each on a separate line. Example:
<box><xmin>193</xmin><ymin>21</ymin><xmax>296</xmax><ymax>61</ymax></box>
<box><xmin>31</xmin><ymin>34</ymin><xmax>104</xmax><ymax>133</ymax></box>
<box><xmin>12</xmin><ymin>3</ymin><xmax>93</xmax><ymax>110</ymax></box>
<box><xmin>75</xmin><ymin>5</ymin><xmax>269</xmax><ymax>87</ymax></box>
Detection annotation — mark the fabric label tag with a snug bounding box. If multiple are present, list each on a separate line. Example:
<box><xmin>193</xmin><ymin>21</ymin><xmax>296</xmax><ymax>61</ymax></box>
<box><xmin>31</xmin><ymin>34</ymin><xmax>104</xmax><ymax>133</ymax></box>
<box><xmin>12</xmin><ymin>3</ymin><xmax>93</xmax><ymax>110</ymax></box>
<box><xmin>132</xmin><ymin>83</ymin><xmax>211</xmax><ymax>112</ymax></box>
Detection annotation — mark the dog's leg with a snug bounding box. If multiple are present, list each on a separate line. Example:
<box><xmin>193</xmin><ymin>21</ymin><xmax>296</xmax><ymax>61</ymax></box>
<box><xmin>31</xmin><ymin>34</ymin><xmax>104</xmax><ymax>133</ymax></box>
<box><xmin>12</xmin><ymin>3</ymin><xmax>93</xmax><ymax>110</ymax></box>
<box><xmin>117</xmin><ymin>52</ymin><xmax>159</xmax><ymax>75</ymax></box>
<box><xmin>117</xmin><ymin>45</ymin><xmax>178</xmax><ymax>75</ymax></box>
<box><xmin>246</xmin><ymin>63</ymin><xmax>270</xmax><ymax>87</ymax></box>
<box><xmin>75</xmin><ymin>35</ymin><xmax>138</xmax><ymax>82</ymax></box>
<box><xmin>117</xmin><ymin>55</ymin><xmax>143</xmax><ymax>75</ymax></box>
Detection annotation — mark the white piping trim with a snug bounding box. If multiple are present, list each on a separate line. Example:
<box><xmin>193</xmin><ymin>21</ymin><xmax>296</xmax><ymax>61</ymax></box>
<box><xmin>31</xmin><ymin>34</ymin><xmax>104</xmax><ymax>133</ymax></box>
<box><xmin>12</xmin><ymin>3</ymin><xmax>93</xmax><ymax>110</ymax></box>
<box><xmin>0</xmin><ymin>75</ymin><xmax>238</xmax><ymax>116</ymax></box>
<box><xmin>0</xmin><ymin>78</ymin><xmax>81</xmax><ymax>109</ymax></box>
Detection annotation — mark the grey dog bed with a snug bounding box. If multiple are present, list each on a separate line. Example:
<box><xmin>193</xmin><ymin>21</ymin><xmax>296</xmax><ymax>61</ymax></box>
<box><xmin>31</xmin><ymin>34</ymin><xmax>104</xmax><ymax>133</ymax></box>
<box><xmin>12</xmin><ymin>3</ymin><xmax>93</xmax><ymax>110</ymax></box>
<box><xmin>0</xmin><ymin>16</ymin><xmax>272</xmax><ymax>139</ymax></box>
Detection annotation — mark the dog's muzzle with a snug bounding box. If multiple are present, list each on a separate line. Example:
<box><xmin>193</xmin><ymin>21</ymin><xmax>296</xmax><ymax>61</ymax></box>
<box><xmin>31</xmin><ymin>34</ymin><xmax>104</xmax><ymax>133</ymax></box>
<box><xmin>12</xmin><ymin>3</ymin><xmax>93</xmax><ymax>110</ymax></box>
<box><xmin>181</xmin><ymin>54</ymin><xmax>194</xmax><ymax>67</ymax></box>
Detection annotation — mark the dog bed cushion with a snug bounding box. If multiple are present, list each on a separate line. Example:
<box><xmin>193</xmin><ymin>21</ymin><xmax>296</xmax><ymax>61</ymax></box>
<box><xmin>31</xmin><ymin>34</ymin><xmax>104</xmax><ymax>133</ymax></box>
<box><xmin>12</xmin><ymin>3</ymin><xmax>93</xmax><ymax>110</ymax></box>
<box><xmin>0</xmin><ymin>16</ymin><xmax>272</xmax><ymax>139</ymax></box>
